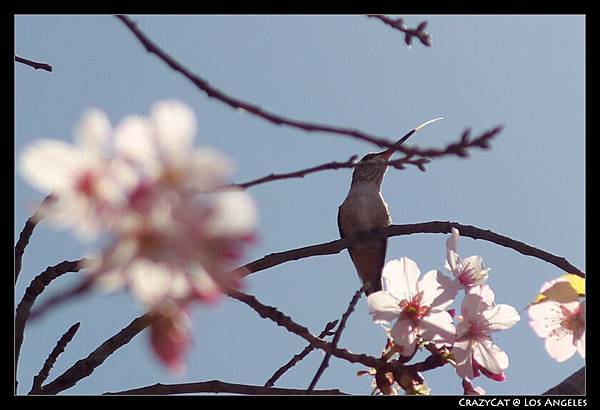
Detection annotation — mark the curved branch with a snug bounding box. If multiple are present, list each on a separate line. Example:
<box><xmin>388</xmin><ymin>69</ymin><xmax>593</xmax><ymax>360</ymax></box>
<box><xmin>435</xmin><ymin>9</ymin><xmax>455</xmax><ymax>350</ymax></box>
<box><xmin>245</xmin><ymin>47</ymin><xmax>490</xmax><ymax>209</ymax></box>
<box><xmin>115</xmin><ymin>15</ymin><xmax>501</xmax><ymax>157</ymax></box>
<box><xmin>104</xmin><ymin>380</ymin><xmax>347</xmax><ymax>395</ymax></box>
<box><xmin>15</xmin><ymin>194</ymin><xmax>54</xmax><ymax>285</ymax></box>
<box><xmin>241</xmin><ymin>221</ymin><xmax>584</xmax><ymax>278</ymax></box>
<box><xmin>40</xmin><ymin>314</ymin><xmax>155</xmax><ymax>395</ymax></box>
<box><xmin>15</xmin><ymin>259</ymin><xmax>87</xmax><ymax>389</ymax></box>
<box><xmin>29</xmin><ymin>322</ymin><xmax>81</xmax><ymax>395</ymax></box>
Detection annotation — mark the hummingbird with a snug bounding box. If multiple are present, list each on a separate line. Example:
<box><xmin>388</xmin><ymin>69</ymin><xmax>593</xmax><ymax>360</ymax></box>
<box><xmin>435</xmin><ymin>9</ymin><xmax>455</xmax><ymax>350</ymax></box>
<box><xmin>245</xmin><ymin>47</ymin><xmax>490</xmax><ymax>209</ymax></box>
<box><xmin>337</xmin><ymin>118</ymin><xmax>442</xmax><ymax>295</ymax></box>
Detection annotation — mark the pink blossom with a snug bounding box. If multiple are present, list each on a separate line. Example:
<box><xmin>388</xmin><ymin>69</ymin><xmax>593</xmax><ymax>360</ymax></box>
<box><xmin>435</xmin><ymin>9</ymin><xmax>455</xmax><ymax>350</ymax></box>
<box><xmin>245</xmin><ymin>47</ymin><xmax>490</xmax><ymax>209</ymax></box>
<box><xmin>528</xmin><ymin>290</ymin><xmax>585</xmax><ymax>362</ymax></box>
<box><xmin>453</xmin><ymin>285</ymin><xmax>520</xmax><ymax>381</ymax></box>
<box><xmin>368</xmin><ymin>257</ymin><xmax>456</xmax><ymax>357</ymax></box>
<box><xmin>445</xmin><ymin>228</ymin><xmax>490</xmax><ymax>289</ymax></box>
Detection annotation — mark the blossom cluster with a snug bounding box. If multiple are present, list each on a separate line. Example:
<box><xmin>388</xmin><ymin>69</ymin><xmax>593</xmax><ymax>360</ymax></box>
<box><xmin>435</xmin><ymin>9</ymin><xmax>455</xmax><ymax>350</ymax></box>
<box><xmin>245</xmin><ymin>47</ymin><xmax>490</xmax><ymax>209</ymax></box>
<box><xmin>367</xmin><ymin>228</ymin><xmax>520</xmax><ymax>395</ymax></box>
<box><xmin>19</xmin><ymin>100</ymin><xmax>257</xmax><ymax>372</ymax></box>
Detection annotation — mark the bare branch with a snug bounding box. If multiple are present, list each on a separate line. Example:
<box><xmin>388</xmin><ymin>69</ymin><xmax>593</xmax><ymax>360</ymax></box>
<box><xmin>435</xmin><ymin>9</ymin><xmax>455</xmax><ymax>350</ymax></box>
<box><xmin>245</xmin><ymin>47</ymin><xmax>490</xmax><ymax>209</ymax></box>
<box><xmin>543</xmin><ymin>367</ymin><xmax>585</xmax><ymax>395</ymax></box>
<box><xmin>27</xmin><ymin>278</ymin><xmax>93</xmax><ymax>322</ymax></box>
<box><xmin>29</xmin><ymin>322</ymin><xmax>81</xmax><ymax>395</ymax></box>
<box><xmin>241</xmin><ymin>221</ymin><xmax>583</xmax><ymax>279</ymax></box>
<box><xmin>232</xmin><ymin>155</ymin><xmax>430</xmax><ymax>189</ymax></box>
<box><xmin>40</xmin><ymin>314</ymin><xmax>155</xmax><ymax>395</ymax></box>
<box><xmin>15</xmin><ymin>55</ymin><xmax>53</xmax><ymax>72</ymax></box>
<box><xmin>307</xmin><ymin>286</ymin><xmax>364</xmax><ymax>391</ymax></box>
<box><xmin>115</xmin><ymin>15</ymin><xmax>500</xmax><ymax>157</ymax></box>
<box><xmin>367</xmin><ymin>15</ymin><xmax>432</xmax><ymax>47</ymax></box>
<box><xmin>228</xmin><ymin>289</ymin><xmax>450</xmax><ymax>380</ymax></box>
<box><xmin>104</xmin><ymin>380</ymin><xmax>347</xmax><ymax>395</ymax></box>
<box><xmin>15</xmin><ymin>194</ymin><xmax>54</xmax><ymax>285</ymax></box>
<box><xmin>264</xmin><ymin>319</ymin><xmax>339</xmax><ymax>387</ymax></box>
<box><xmin>15</xmin><ymin>259</ymin><xmax>87</xmax><ymax>389</ymax></box>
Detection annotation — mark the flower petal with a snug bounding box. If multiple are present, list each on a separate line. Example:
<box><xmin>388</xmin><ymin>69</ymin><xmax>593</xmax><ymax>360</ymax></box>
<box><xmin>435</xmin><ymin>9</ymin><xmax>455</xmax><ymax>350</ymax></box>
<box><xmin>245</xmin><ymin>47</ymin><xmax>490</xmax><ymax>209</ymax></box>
<box><xmin>472</xmin><ymin>339</ymin><xmax>509</xmax><ymax>374</ymax></box>
<box><xmin>390</xmin><ymin>319</ymin><xmax>418</xmax><ymax>357</ymax></box>
<box><xmin>74</xmin><ymin>108</ymin><xmax>111</xmax><ymax>155</ymax></box>
<box><xmin>545</xmin><ymin>331</ymin><xmax>578</xmax><ymax>362</ymax></box>
<box><xmin>420</xmin><ymin>310</ymin><xmax>456</xmax><ymax>345</ymax></box>
<box><xmin>453</xmin><ymin>339</ymin><xmax>475</xmax><ymax>379</ymax></box>
<box><xmin>484</xmin><ymin>304</ymin><xmax>521</xmax><ymax>331</ymax></box>
<box><xmin>368</xmin><ymin>291</ymin><xmax>401</xmax><ymax>324</ymax></box>
<box><xmin>151</xmin><ymin>100</ymin><xmax>197</xmax><ymax>164</ymax></box>
<box><xmin>382</xmin><ymin>257</ymin><xmax>420</xmax><ymax>301</ymax></box>
<box><xmin>19</xmin><ymin>140</ymin><xmax>85</xmax><ymax>192</ymax></box>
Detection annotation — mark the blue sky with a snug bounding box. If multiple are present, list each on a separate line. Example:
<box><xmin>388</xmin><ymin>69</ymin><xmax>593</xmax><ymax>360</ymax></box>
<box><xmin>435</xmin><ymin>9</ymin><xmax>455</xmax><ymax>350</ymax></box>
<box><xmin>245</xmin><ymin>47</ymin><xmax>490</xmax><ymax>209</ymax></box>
<box><xmin>15</xmin><ymin>15</ymin><xmax>585</xmax><ymax>395</ymax></box>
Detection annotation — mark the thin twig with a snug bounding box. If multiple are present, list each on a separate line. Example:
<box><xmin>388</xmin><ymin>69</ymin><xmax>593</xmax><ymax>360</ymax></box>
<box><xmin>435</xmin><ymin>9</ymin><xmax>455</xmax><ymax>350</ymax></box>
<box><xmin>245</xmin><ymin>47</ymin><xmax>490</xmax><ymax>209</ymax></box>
<box><xmin>40</xmin><ymin>314</ymin><xmax>155</xmax><ymax>395</ymax></box>
<box><xmin>29</xmin><ymin>322</ymin><xmax>81</xmax><ymax>395</ymax></box>
<box><xmin>307</xmin><ymin>286</ymin><xmax>364</xmax><ymax>391</ymax></box>
<box><xmin>264</xmin><ymin>319</ymin><xmax>339</xmax><ymax>387</ymax></box>
<box><xmin>14</xmin><ymin>259</ymin><xmax>88</xmax><ymax>390</ymax></box>
<box><xmin>543</xmin><ymin>367</ymin><xmax>585</xmax><ymax>395</ymax></box>
<box><xmin>27</xmin><ymin>278</ymin><xmax>93</xmax><ymax>322</ymax></box>
<box><xmin>240</xmin><ymin>221</ymin><xmax>584</xmax><ymax>278</ymax></box>
<box><xmin>367</xmin><ymin>15</ymin><xmax>432</xmax><ymax>47</ymax></box>
<box><xmin>15</xmin><ymin>55</ymin><xmax>53</xmax><ymax>72</ymax></box>
<box><xmin>115</xmin><ymin>14</ymin><xmax>501</xmax><ymax>157</ymax></box>
<box><xmin>15</xmin><ymin>194</ymin><xmax>54</xmax><ymax>285</ymax></box>
<box><xmin>104</xmin><ymin>380</ymin><xmax>347</xmax><ymax>395</ymax></box>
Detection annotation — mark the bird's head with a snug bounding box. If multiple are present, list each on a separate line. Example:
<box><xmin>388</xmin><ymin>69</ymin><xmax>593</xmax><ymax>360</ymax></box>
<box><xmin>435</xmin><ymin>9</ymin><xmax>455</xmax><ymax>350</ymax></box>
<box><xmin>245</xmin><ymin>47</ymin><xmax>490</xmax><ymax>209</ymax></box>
<box><xmin>351</xmin><ymin>149</ymin><xmax>394</xmax><ymax>187</ymax></box>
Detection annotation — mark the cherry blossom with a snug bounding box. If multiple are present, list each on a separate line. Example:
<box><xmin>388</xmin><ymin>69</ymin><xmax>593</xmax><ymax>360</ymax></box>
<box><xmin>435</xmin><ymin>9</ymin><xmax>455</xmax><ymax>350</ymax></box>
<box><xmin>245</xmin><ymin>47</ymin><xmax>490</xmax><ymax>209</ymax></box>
<box><xmin>453</xmin><ymin>285</ymin><xmax>520</xmax><ymax>381</ymax></box>
<box><xmin>445</xmin><ymin>228</ymin><xmax>490</xmax><ymax>290</ymax></box>
<box><xmin>528</xmin><ymin>277</ymin><xmax>585</xmax><ymax>362</ymax></box>
<box><xmin>368</xmin><ymin>257</ymin><xmax>456</xmax><ymax>357</ymax></box>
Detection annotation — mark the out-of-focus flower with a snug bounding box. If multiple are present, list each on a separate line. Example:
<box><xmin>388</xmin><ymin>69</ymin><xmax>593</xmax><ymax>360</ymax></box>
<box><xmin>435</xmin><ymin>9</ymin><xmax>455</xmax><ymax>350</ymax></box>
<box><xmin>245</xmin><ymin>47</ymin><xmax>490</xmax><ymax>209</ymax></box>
<box><xmin>453</xmin><ymin>285</ymin><xmax>520</xmax><ymax>381</ymax></box>
<box><xmin>445</xmin><ymin>228</ymin><xmax>490</xmax><ymax>290</ymax></box>
<box><xmin>149</xmin><ymin>302</ymin><xmax>192</xmax><ymax>373</ymax></box>
<box><xmin>462</xmin><ymin>378</ymin><xmax>486</xmax><ymax>395</ymax></box>
<box><xmin>368</xmin><ymin>257</ymin><xmax>456</xmax><ymax>357</ymax></box>
<box><xmin>528</xmin><ymin>277</ymin><xmax>585</xmax><ymax>362</ymax></box>
<box><xmin>19</xmin><ymin>109</ymin><xmax>136</xmax><ymax>240</ymax></box>
<box><xmin>20</xmin><ymin>99</ymin><xmax>258</xmax><ymax>318</ymax></box>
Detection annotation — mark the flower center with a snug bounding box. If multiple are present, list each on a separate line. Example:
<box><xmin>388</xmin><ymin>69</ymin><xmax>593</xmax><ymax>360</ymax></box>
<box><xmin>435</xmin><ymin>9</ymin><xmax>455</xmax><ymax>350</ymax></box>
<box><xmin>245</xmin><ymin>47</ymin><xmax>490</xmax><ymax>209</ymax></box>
<box><xmin>75</xmin><ymin>170</ymin><xmax>98</xmax><ymax>198</ymax></box>
<box><xmin>399</xmin><ymin>292</ymin><xmax>429</xmax><ymax>324</ymax></box>
<box><xmin>560</xmin><ymin>305</ymin><xmax>583</xmax><ymax>332</ymax></box>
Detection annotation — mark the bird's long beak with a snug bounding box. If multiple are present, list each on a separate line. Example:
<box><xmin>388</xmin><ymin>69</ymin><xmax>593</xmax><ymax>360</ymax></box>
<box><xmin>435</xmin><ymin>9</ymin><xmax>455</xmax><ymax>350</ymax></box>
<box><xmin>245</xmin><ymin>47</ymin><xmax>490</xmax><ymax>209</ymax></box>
<box><xmin>377</xmin><ymin>117</ymin><xmax>444</xmax><ymax>160</ymax></box>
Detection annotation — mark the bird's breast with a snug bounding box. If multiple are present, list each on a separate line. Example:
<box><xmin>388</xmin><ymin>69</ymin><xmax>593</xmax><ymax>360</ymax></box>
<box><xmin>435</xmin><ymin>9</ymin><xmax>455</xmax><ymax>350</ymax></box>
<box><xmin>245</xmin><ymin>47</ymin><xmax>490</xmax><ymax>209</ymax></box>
<box><xmin>338</xmin><ymin>183</ymin><xmax>392</xmax><ymax>237</ymax></box>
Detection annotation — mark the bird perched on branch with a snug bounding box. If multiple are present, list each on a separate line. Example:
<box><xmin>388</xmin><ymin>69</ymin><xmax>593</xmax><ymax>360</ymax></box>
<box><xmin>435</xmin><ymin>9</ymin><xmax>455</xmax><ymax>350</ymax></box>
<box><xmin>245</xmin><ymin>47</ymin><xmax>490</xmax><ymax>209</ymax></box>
<box><xmin>337</xmin><ymin>118</ymin><xmax>442</xmax><ymax>295</ymax></box>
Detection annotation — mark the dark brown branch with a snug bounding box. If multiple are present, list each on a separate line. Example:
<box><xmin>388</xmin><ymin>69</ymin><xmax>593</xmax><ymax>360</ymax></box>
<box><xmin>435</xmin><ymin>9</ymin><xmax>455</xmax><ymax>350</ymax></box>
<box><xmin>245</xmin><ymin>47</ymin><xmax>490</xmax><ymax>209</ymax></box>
<box><xmin>40</xmin><ymin>314</ymin><xmax>155</xmax><ymax>395</ymax></box>
<box><xmin>29</xmin><ymin>322</ymin><xmax>81</xmax><ymax>395</ymax></box>
<box><xmin>307</xmin><ymin>286</ymin><xmax>364</xmax><ymax>391</ymax></box>
<box><xmin>104</xmin><ymin>380</ymin><xmax>347</xmax><ymax>395</ymax></box>
<box><xmin>543</xmin><ymin>367</ymin><xmax>585</xmax><ymax>395</ymax></box>
<box><xmin>15</xmin><ymin>55</ymin><xmax>53</xmax><ymax>72</ymax></box>
<box><xmin>115</xmin><ymin>15</ymin><xmax>501</xmax><ymax>157</ymax></box>
<box><xmin>264</xmin><ymin>319</ymin><xmax>339</xmax><ymax>387</ymax></box>
<box><xmin>15</xmin><ymin>259</ymin><xmax>87</xmax><ymax>389</ymax></box>
<box><xmin>367</xmin><ymin>15</ymin><xmax>432</xmax><ymax>47</ymax></box>
<box><xmin>228</xmin><ymin>290</ymin><xmax>449</xmax><ymax>379</ymax></box>
<box><xmin>15</xmin><ymin>194</ymin><xmax>54</xmax><ymax>285</ymax></box>
<box><xmin>241</xmin><ymin>221</ymin><xmax>584</xmax><ymax>278</ymax></box>
<box><xmin>232</xmin><ymin>155</ymin><xmax>430</xmax><ymax>190</ymax></box>
<box><xmin>28</xmin><ymin>278</ymin><xmax>93</xmax><ymax>322</ymax></box>
<box><xmin>227</xmin><ymin>290</ymin><xmax>383</xmax><ymax>370</ymax></box>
